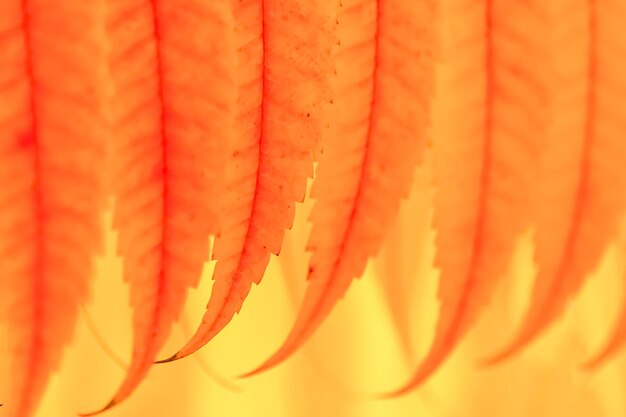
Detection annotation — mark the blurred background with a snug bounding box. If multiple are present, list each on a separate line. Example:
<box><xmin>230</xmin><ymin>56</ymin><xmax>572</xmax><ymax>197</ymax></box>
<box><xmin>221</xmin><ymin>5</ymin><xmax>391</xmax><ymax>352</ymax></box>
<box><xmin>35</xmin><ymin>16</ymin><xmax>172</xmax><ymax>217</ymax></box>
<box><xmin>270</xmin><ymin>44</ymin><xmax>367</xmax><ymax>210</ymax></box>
<box><xmin>1</xmin><ymin>164</ymin><xmax>625</xmax><ymax>417</ymax></box>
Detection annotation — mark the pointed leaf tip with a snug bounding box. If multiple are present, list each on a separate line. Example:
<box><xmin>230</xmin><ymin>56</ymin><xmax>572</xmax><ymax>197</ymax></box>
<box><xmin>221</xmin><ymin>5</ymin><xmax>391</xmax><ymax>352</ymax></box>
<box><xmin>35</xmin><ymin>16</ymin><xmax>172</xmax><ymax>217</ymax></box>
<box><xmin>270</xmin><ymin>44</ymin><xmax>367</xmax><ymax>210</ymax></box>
<box><xmin>239</xmin><ymin>361</ymin><xmax>276</xmax><ymax>379</ymax></box>
<box><xmin>154</xmin><ymin>354</ymin><xmax>180</xmax><ymax>365</ymax></box>
<box><xmin>480</xmin><ymin>326</ymin><xmax>540</xmax><ymax>367</ymax></box>
<box><xmin>582</xmin><ymin>333</ymin><xmax>626</xmax><ymax>371</ymax></box>
<box><xmin>79</xmin><ymin>399</ymin><xmax>118</xmax><ymax>417</ymax></box>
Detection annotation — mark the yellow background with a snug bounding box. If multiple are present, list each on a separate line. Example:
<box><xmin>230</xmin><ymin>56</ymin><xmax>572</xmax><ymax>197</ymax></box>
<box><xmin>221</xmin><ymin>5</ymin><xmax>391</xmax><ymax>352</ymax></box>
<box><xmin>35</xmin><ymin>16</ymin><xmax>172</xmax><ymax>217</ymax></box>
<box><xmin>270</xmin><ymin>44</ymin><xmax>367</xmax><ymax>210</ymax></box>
<box><xmin>1</xmin><ymin>167</ymin><xmax>625</xmax><ymax>417</ymax></box>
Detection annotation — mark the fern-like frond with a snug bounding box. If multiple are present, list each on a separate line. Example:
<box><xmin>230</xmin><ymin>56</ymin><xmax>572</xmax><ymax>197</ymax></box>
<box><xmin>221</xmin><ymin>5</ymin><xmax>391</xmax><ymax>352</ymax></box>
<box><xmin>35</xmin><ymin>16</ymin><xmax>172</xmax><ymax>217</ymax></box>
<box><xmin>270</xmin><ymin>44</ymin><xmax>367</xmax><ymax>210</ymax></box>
<box><xmin>161</xmin><ymin>0</ymin><xmax>336</xmax><ymax>363</ymax></box>
<box><xmin>246</xmin><ymin>0</ymin><xmax>436</xmax><ymax>375</ymax></box>
<box><xmin>90</xmin><ymin>0</ymin><xmax>236</xmax><ymax>411</ymax></box>
<box><xmin>391</xmin><ymin>0</ymin><xmax>549</xmax><ymax>392</ymax></box>
<box><xmin>488</xmin><ymin>0</ymin><xmax>626</xmax><ymax>363</ymax></box>
<box><xmin>0</xmin><ymin>1</ymin><xmax>105</xmax><ymax>416</ymax></box>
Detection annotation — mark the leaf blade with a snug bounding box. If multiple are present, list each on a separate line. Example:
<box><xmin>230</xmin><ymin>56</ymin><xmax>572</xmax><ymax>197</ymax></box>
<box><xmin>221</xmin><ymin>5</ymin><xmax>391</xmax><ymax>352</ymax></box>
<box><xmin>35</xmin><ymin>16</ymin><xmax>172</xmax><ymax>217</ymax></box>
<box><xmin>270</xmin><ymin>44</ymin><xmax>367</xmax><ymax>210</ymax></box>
<box><xmin>0</xmin><ymin>1</ymin><xmax>106</xmax><ymax>415</ymax></box>
<box><xmin>247</xmin><ymin>0</ymin><xmax>436</xmax><ymax>375</ymax></box>
<box><xmin>163</xmin><ymin>0</ymin><xmax>336</xmax><ymax>363</ymax></box>
<box><xmin>488</xmin><ymin>0</ymin><xmax>626</xmax><ymax>363</ymax></box>
<box><xmin>92</xmin><ymin>0</ymin><xmax>236</xmax><ymax>410</ymax></box>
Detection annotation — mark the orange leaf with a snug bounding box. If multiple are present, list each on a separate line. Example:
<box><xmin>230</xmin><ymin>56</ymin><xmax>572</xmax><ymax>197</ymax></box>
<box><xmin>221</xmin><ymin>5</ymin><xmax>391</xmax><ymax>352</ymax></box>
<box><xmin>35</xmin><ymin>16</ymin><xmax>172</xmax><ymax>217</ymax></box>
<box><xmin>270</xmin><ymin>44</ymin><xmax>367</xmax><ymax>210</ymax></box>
<box><xmin>246</xmin><ymin>0</ymin><xmax>436</xmax><ymax>376</ymax></box>
<box><xmin>488</xmin><ymin>0</ymin><xmax>626</xmax><ymax>363</ymax></box>
<box><xmin>89</xmin><ymin>0</ymin><xmax>236</xmax><ymax>411</ymax></box>
<box><xmin>392</xmin><ymin>0</ymin><xmax>549</xmax><ymax>392</ymax></box>
<box><xmin>161</xmin><ymin>0</ymin><xmax>336</xmax><ymax>363</ymax></box>
<box><xmin>0</xmin><ymin>1</ymin><xmax>105</xmax><ymax>416</ymax></box>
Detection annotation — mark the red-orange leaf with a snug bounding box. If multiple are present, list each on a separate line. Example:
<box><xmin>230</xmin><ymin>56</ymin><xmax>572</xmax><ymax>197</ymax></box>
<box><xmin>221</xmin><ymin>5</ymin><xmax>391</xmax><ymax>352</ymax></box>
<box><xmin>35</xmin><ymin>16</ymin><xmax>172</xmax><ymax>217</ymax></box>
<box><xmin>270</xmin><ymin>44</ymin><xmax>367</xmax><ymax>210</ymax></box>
<box><xmin>391</xmin><ymin>0</ymin><xmax>550</xmax><ymax>393</ymax></box>
<box><xmin>488</xmin><ymin>0</ymin><xmax>626</xmax><ymax>363</ymax></box>
<box><xmin>161</xmin><ymin>0</ymin><xmax>336</xmax><ymax>363</ymax></box>
<box><xmin>246</xmin><ymin>0</ymin><xmax>436</xmax><ymax>375</ymax></box>
<box><xmin>89</xmin><ymin>0</ymin><xmax>236</xmax><ymax>411</ymax></box>
<box><xmin>0</xmin><ymin>1</ymin><xmax>105</xmax><ymax>416</ymax></box>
